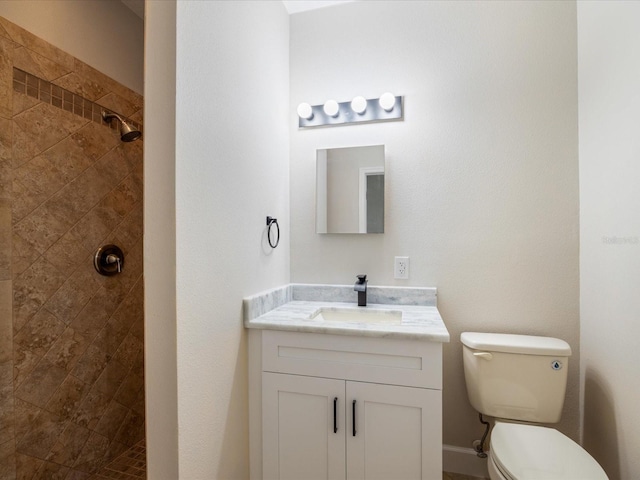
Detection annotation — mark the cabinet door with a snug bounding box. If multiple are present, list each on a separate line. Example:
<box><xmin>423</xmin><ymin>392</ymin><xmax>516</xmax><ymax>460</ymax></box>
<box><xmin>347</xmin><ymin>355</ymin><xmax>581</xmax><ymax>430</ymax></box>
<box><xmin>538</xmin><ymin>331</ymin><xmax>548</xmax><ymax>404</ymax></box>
<box><xmin>346</xmin><ymin>382</ymin><xmax>442</xmax><ymax>480</ymax></box>
<box><xmin>263</xmin><ymin>372</ymin><xmax>346</xmax><ymax>480</ymax></box>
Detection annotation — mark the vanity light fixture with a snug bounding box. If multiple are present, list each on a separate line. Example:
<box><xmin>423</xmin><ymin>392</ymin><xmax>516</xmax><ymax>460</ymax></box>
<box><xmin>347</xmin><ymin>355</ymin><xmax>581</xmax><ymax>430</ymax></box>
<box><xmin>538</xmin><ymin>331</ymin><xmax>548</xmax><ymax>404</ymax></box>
<box><xmin>297</xmin><ymin>92</ymin><xmax>403</xmax><ymax>128</ymax></box>
<box><xmin>296</xmin><ymin>102</ymin><xmax>314</xmax><ymax>120</ymax></box>
<box><xmin>323</xmin><ymin>99</ymin><xmax>340</xmax><ymax>117</ymax></box>
<box><xmin>379</xmin><ymin>92</ymin><xmax>396</xmax><ymax>112</ymax></box>
<box><xmin>351</xmin><ymin>96</ymin><xmax>368</xmax><ymax>115</ymax></box>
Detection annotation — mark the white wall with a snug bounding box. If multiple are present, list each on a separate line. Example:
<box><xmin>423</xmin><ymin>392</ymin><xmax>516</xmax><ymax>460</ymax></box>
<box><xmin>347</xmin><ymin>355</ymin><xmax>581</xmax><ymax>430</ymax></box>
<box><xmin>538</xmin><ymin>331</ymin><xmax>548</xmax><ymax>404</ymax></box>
<box><xmin>174</xmin><ymin>1</ymin><xmax>290</xmax><ymax>478</ymax></box>
<box><xmin>290</xmin><ymin>0</ymin><xmax>580</xmax><ymax>450</ymax></box>
<box><xmin>0</xmin><ymin>0</ymin><xmax>143</xmax><ymax>93</ymax></box>
<box><xmin>144</xmin><ymin>1</ymin><xmax>178</xmax><ymax>478</ymax></box>
<box><xmin>578</xmin><ymin>2</ymin><xmax>640</xmax><ymax>478</ymax></box>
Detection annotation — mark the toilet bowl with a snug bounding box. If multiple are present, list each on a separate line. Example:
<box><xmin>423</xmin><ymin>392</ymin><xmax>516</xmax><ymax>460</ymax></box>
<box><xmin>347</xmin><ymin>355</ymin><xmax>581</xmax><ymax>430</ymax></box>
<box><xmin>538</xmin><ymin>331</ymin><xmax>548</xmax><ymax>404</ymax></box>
<box><xmin>488</xmin><ymin>421</ymin><xmax>607</xmax><ymax>480</ymax></box>
<box><xmin>460</xmin><ymin>332</ymin><xmax>608</xmax><ymax>480</ymax></box>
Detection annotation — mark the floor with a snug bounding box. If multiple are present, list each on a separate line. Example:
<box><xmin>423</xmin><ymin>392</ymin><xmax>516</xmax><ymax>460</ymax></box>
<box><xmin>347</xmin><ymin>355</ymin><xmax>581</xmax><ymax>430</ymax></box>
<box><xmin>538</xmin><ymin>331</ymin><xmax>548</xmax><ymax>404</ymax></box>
<box><xmin>443</xmin><ymin>472</ymin><xmax>488</xmax><ymax>480</ymax></box>
<box><xmin>82</xmin><ymin>446</ymin><xmax>485</xmax><ymax>480</ymax></box>
<box><xmin>89</xmin><ymin>440</ymin><xmax>146</xmax><ymax>479</ymax></box>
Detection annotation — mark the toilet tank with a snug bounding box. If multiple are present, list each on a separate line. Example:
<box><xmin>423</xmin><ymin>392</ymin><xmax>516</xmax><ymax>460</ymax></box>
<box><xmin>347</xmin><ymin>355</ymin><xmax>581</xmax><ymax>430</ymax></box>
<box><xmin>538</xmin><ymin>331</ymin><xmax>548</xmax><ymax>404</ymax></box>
<box><xmin>461</xmin><ymin>332</ymin><xmax>572</xmax><ymax>423</ymax></box>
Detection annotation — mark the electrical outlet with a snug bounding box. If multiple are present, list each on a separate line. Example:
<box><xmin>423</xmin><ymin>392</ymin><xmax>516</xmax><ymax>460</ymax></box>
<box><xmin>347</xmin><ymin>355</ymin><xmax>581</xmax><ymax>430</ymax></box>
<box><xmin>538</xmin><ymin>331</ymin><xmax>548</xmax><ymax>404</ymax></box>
<box><xmin>394</xmin><ymin>256</ymin><xmax>409</xmax><ymax>279</ymax></box>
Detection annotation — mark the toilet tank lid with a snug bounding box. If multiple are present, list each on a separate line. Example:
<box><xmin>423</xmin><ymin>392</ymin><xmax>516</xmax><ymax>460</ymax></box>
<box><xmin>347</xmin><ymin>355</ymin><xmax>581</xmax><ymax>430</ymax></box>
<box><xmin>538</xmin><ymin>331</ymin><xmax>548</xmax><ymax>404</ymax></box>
<box><xmin>461</xmin><ymin>332</ymin><xmax>572</xmax><ymax>356</ymax></box>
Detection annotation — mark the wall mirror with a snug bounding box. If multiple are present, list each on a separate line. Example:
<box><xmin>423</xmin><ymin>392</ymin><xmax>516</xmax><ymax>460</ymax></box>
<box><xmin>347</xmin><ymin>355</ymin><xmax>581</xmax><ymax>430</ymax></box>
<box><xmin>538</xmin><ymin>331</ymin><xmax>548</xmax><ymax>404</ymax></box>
<box><xmin>316</xmin><ymin>145</ymin><xmax>385</xmax><ymax>234</ymax></box>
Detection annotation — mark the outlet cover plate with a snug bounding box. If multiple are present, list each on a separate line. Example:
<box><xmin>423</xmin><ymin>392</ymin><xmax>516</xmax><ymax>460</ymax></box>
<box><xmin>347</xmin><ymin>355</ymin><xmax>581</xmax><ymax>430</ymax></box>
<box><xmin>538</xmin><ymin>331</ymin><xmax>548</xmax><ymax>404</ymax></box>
<box><xmin>394</xmin><ymin>256</ymin><xmax>409</xmax><ymax>279</ymax></box>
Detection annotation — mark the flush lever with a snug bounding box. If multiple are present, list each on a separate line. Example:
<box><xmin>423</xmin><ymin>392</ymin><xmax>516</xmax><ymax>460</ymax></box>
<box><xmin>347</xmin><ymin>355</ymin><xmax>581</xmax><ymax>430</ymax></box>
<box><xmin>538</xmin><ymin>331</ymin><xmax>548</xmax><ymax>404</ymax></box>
<box><xmin>473</xmin><ymin>352</ymin><xmax>493</xmax><ymax>361</ymax></box>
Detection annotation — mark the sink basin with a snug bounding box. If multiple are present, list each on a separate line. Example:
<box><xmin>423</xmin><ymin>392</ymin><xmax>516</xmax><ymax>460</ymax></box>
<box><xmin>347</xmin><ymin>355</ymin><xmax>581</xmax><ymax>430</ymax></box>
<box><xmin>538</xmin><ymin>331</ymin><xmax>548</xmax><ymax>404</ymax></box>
<box><xmin>309</xmin><ymin>307</ymin><xmax>403</xmax><ymax>325</ymax></box>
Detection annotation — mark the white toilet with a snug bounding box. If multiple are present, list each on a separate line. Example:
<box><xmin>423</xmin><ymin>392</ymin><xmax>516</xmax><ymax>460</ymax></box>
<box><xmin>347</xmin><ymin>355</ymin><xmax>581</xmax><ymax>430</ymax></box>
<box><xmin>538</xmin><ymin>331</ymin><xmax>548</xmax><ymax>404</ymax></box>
<box><xmin>461</xmin><ymin>332</ymin><xmax>608</xmax><ymax>480</ymax></box>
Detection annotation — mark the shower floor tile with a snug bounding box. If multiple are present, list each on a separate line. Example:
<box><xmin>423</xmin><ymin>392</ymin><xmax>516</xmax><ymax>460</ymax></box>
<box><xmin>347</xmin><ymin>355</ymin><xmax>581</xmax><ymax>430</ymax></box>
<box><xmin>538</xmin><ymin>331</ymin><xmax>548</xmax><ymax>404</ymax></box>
<box><xmin>89</xmin><ymin>439</ymin><xmax>146</xmax><ymax>479</ymax></box>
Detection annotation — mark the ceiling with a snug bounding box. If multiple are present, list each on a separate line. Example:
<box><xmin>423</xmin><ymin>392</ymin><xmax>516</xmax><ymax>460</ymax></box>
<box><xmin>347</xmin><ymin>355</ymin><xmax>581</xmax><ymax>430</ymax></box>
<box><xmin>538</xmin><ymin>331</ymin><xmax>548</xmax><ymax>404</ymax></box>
<box><xmin>120</xmin><ymin>0</ymin><xmax>356</xmax><ymax>19</ymax></box>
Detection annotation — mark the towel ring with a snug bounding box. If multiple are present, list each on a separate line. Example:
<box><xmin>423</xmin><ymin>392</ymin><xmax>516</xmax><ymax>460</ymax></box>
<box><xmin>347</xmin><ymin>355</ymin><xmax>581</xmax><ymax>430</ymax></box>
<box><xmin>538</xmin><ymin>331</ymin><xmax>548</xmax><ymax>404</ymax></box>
<box><xmin>266</xmin><ymin>216</ymin><xmax>280</xmax><ymax>249</ymax></box>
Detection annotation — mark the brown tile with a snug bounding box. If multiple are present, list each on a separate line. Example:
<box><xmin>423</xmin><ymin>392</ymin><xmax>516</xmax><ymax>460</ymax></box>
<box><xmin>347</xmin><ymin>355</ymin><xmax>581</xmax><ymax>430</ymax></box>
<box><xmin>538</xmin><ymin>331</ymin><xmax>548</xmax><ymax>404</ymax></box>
<box><xmin>13</xmin><ymin>309</ymin><xmax>66</xmax><ymax>357</ymax></box>
<box><xmin>101</xmin><ymin>175</ymin><xmax>140</xmax><ymax>220</ymax></box>
<box><xmin>12</xmin><ymin>46</ymin><xmax>72</xmax><ymax>82</ymax></box>
<box><xmin>13</xmin><ymin>398</ymin><xmax>39</xmax><ymax>443</ymax></box>
<box><xmin>71</xmin><ymin>345</ymin><xmax>110</xmax><ymax>385</ymax></box>
<box><xmin>44</xmin><ymin>327</ymin><xmax>90</xmax><ymax>373</ymax></box>
<box><xmin>92</xmin><ymin>318</ymin><xmax>129</xmax><ymax>358</ymax></box>
<box><xmin>13</xmin><ymin>102</ymin><xmax>89</xmax><ymax>155</ymax></box>
<box><xmin>13</xmin><ymin>344</ymin><xmax>42</xmax><ymax>389</ymax></box>
<box><xmin>45</xmin><ymin>375</ymin><xmax>90</xmax><ymax>420</ymax></box>
<box><xmin>46</xmin><ymin>166</ymin><xmax>112</xmax><ymax>225</ymax></box>
<box><xmin>91</xmin><ymin>360</ymin><xmax>128</xmax><ymax>401</ymax></box>
<box><xmin>0</xmin><ymin>382</ymin><xmax>14</xmax><ymax>444</ymax></box>
<box><xmin>113</xmin><ymin>372</ymin><xmax>143</xmax><ymax>409</ymax></box>
<box><xmin>94</xmin><ymin>401</ymin><xmax>129</xmax><ymax>441</ymax></box>
<box><xmin>70</xmin><ymin>121</ymin><xmax>120</xmax><ymax>162</ymax></box>
<box><xmin>52</xmin><ymin>72</ymin><xmax>108</xmax><ymax>103</ymax></box>
<box><xmin>0</xmin><ymin>357</ymin><xmax>11</xmax><ymax>386</ymax></box>
<box><xmin>0</xmin><ymin>116</ymin><xmax>11</xmax><ymax>164</ymax></box>
<box><xmin>11</xmin><ymin>178</ymin><xmax>40</xmax><ymax>225</ymax></box>
<box><xmin>15</xmin><ymin>358</ymin><xmax>68</xmax><ymax>408</ymax></box>
<box><xmin>113</xmin><ymin>409</ymin><xmax>144</xmax><ymax>447</ymax></box>
<box><xmin>34</xmin><ymin>460</ymin><xmax>70</xmax><ymax>479</ymax></box>
<box><xmin>13</xmin><ymin>201</ymin><xmax>70</xmax><ymax>254</ymax></box>
<box><xmin>15</xmin><ymin>452</ymin><xmax>43</xmax><ymax>480</ymax></box>
<box><xmin>113</xmin><ymin>335</ymin><xmax>142</xmax><ymax>371</ymax></box>
<box><xmin>43</xmin><ymin>231</ymin><xmax>91</xmax><ymax>273</ymax></box>
<box><xmin>65</xmin><ymin>468</ymin><xmax>91</xmax><ymax>480</ymax></box>
<box><xmin>93</xmin><ymin>147</ymin><xmax>130</xmax><ymax>189</ymax></box>
<box><xmin>0</xmin><ymin>37</ymin><xmax>14</xmax><ymax>119</ymax></box>
<box><xmin>72</xmin><ymin>431</ymin><xmax>109</xmax><ymax>474</ymax></box>
<box><xmin>130</xmin><ymin>349</ymin><xmax>144</xmax><ymax>381</ymax></box>
<box><xmin>118</xmin><ymin>277</ymin><xmax>144</xmax><ymax>342</ymax></box>
<box><xmin>72</xmin><ymin>390</ymin><xmax>110</xmax><ymax>431</ymax></box>
<box><xmin>94</xmin><ymin>93</ymin><xmax>138</xmax><ymax>119</ymax></box>
<box><xmin>0</xmin><ymin>17</ymin><xmax>75</xmax><ymax>71</ymax></box>
<box><xmin>16</xmin><ymin>407</ymin><xmax>66</xmax><ymax>460</ymax></box>
<box><xmin>69</xmin><ymin>289</ymin><xmax>116</xmax><ymax>341</ymax></box>
<box><xmin>11</xmin><ymin>119</ymin><xmax>42</xmax><ymax>169</ymax></box>
<box><xmin>41</xmin><ymin>136</ymin><xmax>93</xmax><ymax>184</ymax></box>
<box><xmin>0</xmin><ymin>437</ymin><xmax>17</xmax><ymax>479</ymax></box>
<box><xmin>0</xmin><ymin>200</ymin><xmax>10</xmax><ymax>280</ymax></box>
<box><xmin>75</xmin><ymin>60</ymin><xmax>142</xmax><ymax>113</ymax></box>
<box><xmin>12</xmin><ymin>89</ymin><xmax>41</xmax><ymax>115</ymax></box>
<box><xmin>71</xmin><ymin>204</ymin><xmax>123</xmax><ymax>255</ymax></box>
<box><xmin>0</xmin><ymin>280</ymin><xmax>11</xmax><ymax>362</ymax></box>
<box><xmin>12</xmin><ymin>256</ymin><xmax>66</xmax><ymax>333</ymax></box>
<box><xmin>12</xmin><ymin>232</ymin><xmax>40</xmax><ymax>279</ymax></box>
<box><xmin>12</xmin><ymin>154</ymin><xmax>67</xmax><ymax>223</ymax></box>
<box><xmin>44</xmin><ymin>261</ymin><xmax>100</xmax><ymax>324</ymax></box>
<box><xmin>46</xmin><ymin>421</ymin><xmax>91</xmax><ymax>468</ymax></box>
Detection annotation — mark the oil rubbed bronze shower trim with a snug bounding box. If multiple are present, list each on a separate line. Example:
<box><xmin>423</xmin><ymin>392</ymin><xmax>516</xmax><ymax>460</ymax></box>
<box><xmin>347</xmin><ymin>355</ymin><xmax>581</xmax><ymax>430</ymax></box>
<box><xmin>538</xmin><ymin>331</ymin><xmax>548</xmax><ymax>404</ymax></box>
<box><xmin>12</xmin><ymin>67</ymin><xmax>142</xmax><ymax>137</ymax></box>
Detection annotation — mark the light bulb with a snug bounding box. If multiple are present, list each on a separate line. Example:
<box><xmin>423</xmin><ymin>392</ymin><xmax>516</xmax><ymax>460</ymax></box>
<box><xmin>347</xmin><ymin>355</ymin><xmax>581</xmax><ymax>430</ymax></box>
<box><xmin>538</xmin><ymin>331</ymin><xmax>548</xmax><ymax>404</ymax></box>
<box><xmin>379</xmin><ymin>92</ymin><xmax>396</xmax><ymax>112</ymax></box>
<box><xmin>297</xmin><ymin>102</ymin><xmax>313</xmax><ymax>120</ymax></box>
<box><xmin>351</xmin><ymin>96</ymin><xmax>367</xmax><ymax>115</ymax></box>
<box><xmin>323</xmin><ymin>99</ymin><xmax>340</xmax><ymax>117</ymax></box>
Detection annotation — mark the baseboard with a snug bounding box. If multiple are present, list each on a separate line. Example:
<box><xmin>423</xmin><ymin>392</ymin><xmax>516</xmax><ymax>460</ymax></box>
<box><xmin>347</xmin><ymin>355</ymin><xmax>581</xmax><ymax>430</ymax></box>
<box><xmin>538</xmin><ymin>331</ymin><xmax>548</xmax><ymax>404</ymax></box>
<box><xmin>443</xmin><ymin>444</ymin><xmax>490</xmax><ymax>478</ymax></box>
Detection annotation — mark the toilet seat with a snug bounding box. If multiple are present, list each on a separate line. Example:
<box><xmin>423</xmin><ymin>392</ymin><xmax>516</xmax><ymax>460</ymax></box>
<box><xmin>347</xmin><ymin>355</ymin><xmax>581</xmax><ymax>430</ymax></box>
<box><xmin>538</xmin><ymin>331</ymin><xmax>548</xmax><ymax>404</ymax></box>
<box><xmin>490</xmin><ymin>422</ymin><xmax>608</xmax><ymax>480</ymax></box>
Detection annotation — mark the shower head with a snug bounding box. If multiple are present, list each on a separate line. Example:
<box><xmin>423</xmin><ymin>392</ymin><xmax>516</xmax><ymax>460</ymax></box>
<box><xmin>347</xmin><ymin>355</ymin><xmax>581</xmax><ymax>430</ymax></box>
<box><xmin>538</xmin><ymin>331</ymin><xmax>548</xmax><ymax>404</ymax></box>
<box><xmin>102</xmin><ymin>111</ymin><xmax>142</xmax><ymax>142</ymax></box>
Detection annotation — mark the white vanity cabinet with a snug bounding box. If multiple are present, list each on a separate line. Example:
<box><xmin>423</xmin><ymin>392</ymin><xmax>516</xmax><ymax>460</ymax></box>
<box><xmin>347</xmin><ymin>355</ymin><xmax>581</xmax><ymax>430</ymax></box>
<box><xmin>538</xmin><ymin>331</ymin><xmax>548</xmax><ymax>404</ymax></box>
<box><xmin>250</xmin><ymin>329</ymin><xmax>443</xmax><ymax>480</ymax></box>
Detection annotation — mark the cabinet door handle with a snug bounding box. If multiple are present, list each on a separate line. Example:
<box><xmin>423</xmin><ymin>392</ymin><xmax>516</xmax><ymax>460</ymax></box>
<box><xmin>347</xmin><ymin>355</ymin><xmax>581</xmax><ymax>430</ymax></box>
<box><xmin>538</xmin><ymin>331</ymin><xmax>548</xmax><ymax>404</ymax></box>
<box><xmin>333</xmin><ymin>397</ymin><xmax>338</xmax><ymax>433</ymax></box>
<box><xmin>352</xmin><ymin>400</ymin><xmax>357</xmax><ymax>436</ymax></box>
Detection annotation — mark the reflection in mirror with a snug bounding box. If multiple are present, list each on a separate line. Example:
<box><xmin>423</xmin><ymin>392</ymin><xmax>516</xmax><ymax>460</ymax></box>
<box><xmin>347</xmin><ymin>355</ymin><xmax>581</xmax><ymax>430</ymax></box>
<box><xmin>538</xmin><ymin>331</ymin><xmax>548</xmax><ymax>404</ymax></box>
<box><xmin>316</xmin><ymin>145</ymin><xmax>385</xmax><ymax>234</ymax></box>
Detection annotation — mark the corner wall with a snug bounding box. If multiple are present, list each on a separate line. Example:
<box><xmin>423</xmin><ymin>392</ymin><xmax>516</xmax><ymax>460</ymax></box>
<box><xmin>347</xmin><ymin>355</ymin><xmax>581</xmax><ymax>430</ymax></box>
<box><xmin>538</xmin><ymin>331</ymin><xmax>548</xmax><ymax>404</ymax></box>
<box><xmin>290</xmin><ymin>0</ymin><xmax>579</xmax><ymax>453</ymax></box>
<box><xmin>174</xmin><ymin>1</ymin><xmax>290</xmax><ymax>478</ymax></box>
<box><xmin>578</xmin><ymin>2</ymin><xmax>640</xmax><ymax>478</ymax></box>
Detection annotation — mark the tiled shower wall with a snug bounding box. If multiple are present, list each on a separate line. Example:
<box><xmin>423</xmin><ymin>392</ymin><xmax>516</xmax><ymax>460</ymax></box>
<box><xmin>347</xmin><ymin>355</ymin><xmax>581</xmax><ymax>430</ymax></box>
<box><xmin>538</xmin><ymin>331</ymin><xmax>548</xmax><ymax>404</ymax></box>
<box><xmin>0</xmin><ymin>17</ymin><xmax>145</xmax><ymax>479</ymax></box>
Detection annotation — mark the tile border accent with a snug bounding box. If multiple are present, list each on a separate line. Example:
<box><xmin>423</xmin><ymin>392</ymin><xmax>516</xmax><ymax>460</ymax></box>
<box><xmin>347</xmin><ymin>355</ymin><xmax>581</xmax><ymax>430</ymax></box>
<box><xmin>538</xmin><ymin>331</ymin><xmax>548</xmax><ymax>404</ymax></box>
<box><xmin>12</xmin><ymin>67</ymin><xmax>142</xmax><ymax>132</ymax></box>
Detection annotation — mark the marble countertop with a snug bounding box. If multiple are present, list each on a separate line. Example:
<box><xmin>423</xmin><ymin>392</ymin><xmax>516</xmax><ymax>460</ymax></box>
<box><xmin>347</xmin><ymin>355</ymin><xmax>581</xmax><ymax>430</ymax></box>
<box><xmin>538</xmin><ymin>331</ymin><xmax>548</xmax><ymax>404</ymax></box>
<box><xmin>243</xmin><ymin>284</ymin><xmax>450</xmax><ymax>342</ymax></box>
